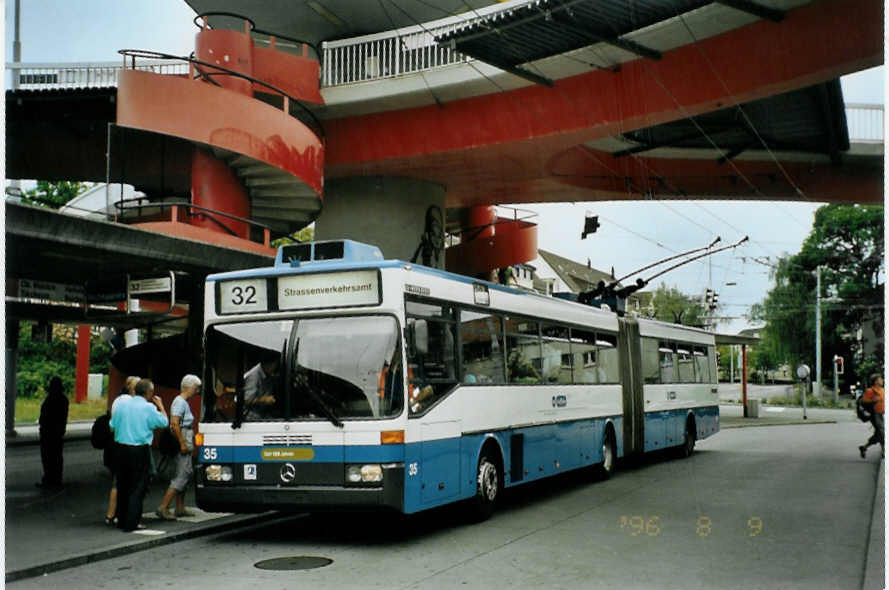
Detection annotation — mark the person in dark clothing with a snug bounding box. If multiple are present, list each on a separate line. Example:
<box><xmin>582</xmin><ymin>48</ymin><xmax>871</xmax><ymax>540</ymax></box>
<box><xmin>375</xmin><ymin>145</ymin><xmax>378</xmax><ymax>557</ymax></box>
<box><xmin>110</xmin><ymin>379</ymin><xmax>168</xmax><ymax>531</ymax></box>
<box><xmin>37</xmin><ymin>376</ymin><xmax>69</xmax><ymax>488</ymax></box>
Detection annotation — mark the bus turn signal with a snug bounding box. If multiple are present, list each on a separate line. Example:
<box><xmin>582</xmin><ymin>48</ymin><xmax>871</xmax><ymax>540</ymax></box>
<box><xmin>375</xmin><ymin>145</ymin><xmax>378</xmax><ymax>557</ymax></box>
<box><xmin>380</xmin><ymin>430</ymin><xmax>404</xmax><ymax>444</ymax></box>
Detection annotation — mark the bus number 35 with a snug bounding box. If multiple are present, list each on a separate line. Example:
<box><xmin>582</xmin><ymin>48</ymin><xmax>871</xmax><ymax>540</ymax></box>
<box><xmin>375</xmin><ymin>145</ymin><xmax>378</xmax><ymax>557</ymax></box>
<box><xmin>408</xmin><ymin>462</ymin><xmax>418</xmax><ymax>477</ymax></box>
<box><xmin>203</xmin><ymin>447</ymin><xmax>218</xmax><ymax>461</ymax></box>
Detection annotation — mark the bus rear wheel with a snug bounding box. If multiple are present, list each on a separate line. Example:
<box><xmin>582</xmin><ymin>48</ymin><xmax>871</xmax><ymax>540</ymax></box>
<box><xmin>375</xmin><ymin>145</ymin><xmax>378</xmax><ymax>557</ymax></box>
<box><xmin>595</xmin><ymin>428</ymin><xmax>616</xmax><ymax>480</ymax></box>
<box><xmin>469</xmin><ymin>453</ymin><xmax>500</xmax><ymax>521</ymax></box>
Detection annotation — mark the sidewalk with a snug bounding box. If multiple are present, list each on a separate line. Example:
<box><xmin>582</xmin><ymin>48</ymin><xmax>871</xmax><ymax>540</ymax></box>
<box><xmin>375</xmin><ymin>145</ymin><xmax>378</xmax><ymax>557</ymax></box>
<box><xmin>6</xmin><ymin>421</ymin><xmax>93</xmax><ymax>447</ymax></box>
<box><xmin>5</xmin><ymin>435</ymin><xmax>276</xmax><ymax>583</ymax></box>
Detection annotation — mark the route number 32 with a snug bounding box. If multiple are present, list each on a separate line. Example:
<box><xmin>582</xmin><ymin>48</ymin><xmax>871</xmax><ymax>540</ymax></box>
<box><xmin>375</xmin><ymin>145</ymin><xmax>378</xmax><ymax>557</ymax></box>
<box><xmin>220</xmin><ymin>279</ymin><xmax>267</xmax><ymax>314</ymax></box>
<box><xmin>230</xmin><ymin>285</ymin><xmax>256</xmax><ymax>306</ymax></box>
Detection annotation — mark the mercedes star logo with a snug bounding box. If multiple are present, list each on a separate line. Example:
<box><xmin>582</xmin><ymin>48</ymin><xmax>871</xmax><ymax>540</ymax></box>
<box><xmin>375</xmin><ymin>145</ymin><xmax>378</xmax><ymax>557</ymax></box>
<box><xmin>279</xmin><ymin>463</ymin><xmax>296</xmax><ymax>483</ymax></box>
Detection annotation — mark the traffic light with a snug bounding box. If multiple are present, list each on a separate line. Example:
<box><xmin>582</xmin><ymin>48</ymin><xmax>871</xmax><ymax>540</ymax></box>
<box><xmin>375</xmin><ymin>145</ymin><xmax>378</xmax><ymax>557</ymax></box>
<box><xmin>705</xmin><ymin>289</ymin><xmax>718</xmax><ymax>312</ymax></box>
<box><xmin>834</xmin><ymin>356</ymin><xmax>844</xmax><ymax>375</ymax></box>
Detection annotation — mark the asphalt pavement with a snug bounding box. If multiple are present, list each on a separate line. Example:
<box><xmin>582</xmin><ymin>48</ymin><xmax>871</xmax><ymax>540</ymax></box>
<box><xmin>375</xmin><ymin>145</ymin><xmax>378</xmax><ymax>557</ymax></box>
<box><xmin>4</xmin><ymin>406</ymin><xmax>884</xmax><ymax>586</ymax></box>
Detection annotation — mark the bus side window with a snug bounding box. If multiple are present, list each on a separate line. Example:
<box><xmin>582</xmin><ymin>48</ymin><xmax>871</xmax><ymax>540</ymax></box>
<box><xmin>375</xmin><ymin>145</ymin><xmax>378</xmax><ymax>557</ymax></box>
<box><xmin>694</xmin><ymin>346</ymin><xmax>709</xmax><ymax>383</ymax></box>
<box><xmin>596</xmin><ymin>333</ymin><xmax>620</xmax><ymax>383</ymax></box>
<box><xmin>659</xmin><ymin>341</ymin><xmax>676</xmax><ymax>383</ymax></box>
<box><xmin>677</xmin><ymin>346</ymin><xmax>695</xmax><ymax>383</ymax></box>
<box><xmin>505</xmin><ymin>317</ymin><xmax>541</xmax><ymax>384</ymax></box>
<box><xmin>571</xmin><ymin>329</ymin><xmax>598</xmax><ymax>384</ymax></box>
<box><xmin>460</xmin><ymin>311</ymin><xmax>505</xmax><ymax>385</ymax></box>
<box><xmin>405</xmin><ymin>299</ymin><xmax>458</xmax><ymax>414</ymax></box>
<box><xmin>541</xmin><ymin>323</ymin><xmax>572</xmax><ymax>384</ymax></box>
<box><xmin>642</xmin><ymin>337</ymin><xmax>660</xmax><ymax>384</ymax></box>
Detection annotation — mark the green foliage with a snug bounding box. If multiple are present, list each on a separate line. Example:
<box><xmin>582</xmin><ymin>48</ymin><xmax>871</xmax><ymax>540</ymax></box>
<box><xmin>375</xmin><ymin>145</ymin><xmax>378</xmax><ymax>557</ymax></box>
<box><xmin>507</xmin><ymin>349</ymin><xmax>540</xmax><ymax>381</ymax></box>
<box><xmin>644</xmin><ymin>283</ymin><xmax>709</xmax><ymax>327</ymax></box>
<box><xmin>15</xmin><ymin>322</ymin><xmax>115</xmax><ymax>398</ymax></box>
<box><xmin>754</xmin><ymin>204</ymin><xmax>884</xmax><ymax>383</ymax></box>
<box><xmin>23</xmin><ymin>180</ymin><xmax>87</xmax><ymax>209</ymax></box>
<box><xmin>271</xmin><ymin>225</ymin><xmax>315</xmax><ymax>248</ymax></box>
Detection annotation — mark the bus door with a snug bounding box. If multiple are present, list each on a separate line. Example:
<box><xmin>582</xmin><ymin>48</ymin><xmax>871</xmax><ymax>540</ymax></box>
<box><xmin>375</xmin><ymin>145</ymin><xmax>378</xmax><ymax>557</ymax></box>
<box><xmin>419</xmin><ymin>420</ymin><xmax>462</xmax><ymax>504</ymax></box>
<box><xmin>618</xmin><ymin>318</ymin><xmax>644</xmax><ymax>457</ymax></box>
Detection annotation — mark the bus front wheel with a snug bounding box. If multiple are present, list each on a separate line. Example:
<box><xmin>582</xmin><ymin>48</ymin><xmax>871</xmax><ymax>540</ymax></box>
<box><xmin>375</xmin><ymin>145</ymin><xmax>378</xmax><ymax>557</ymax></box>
<box><xmin>469</xmin><ymin>453</ymin><xmax>500</xmax><ymax>521</ymax></box>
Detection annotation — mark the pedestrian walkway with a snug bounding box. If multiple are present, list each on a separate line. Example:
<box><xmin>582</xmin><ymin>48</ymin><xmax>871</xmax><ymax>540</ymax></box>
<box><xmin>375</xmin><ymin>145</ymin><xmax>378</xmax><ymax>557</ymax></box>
<box><xmin>719</xmin><ymin>403</ymin><xmax>841</xmax><ymax>428</ymax></box>
<box><xmin>5</xmin><ymin>435</ymin><xmax>276</xmax><ymax>583</ymax></box>
<box><xmin>6</xmin><ymin>421</ymin><xmax>93</xmax><ymax>447</ymax></box>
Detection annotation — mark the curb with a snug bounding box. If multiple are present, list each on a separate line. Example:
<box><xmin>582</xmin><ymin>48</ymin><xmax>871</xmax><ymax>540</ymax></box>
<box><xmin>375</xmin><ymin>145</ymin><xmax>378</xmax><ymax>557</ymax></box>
<box><xmin>862</xmin><ymin>458</ymin><xmax>885</xmax><ymax>590</ymax></box>
<box><xmin>5</xmin><ymin>512</ymin><xmax>282</xmax><ymax>583</ymax></box>
<box><xmin>721</xmin><ymin>419</ymin><xmax>837</xmax><ymax>429</ymax></box>
<box><xmin>6</xmin><ymin>433</ymin><xmax>92</xmax><ymax>447</ymax></box>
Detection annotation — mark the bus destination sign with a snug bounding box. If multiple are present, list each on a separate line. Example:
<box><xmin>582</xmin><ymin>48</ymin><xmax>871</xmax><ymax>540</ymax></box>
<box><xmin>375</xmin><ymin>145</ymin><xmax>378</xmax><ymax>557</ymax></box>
<box><xmin>278</xmin><ymin>270</ymin><xmax>379</xmax><ymax>310</ymax></box>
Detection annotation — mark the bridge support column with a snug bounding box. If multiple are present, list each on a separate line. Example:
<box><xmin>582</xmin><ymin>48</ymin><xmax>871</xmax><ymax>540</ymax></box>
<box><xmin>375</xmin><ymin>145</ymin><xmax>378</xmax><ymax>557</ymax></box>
<box><xmin>315</xmin><ymin>177</ymin><xmax>446</xmax><ymax>268</ymax></box>
<box><xmin>6</xmin><ymin>319</ymin><xmax>19</xmax><ymax>436</ymax></box>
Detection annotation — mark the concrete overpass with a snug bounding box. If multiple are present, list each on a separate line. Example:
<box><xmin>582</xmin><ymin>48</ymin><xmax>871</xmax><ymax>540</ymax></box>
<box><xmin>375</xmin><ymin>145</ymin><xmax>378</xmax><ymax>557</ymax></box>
<box><xmin>3</xmin><ymin>0</ymin><xmax>883</xmax><ymax>430</ymax></box>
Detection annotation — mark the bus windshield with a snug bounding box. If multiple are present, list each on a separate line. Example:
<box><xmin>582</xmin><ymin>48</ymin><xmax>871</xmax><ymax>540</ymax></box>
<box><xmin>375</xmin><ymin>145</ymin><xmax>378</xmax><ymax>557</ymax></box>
<box><xmin>203</xmin><ymin>315</ymin><xmax>403</xmax><ymax>424</ymax></box>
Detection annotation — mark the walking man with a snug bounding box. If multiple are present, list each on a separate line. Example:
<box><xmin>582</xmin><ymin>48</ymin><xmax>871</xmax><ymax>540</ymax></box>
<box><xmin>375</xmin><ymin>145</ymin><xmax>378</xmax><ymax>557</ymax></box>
<box><xmin>859</xmin><ymin>374</ymin><xmax>884</xmax><ymax>459</ymax></box>
<box><xmin>156</xmin><ymin>374</ymin><xmax>201</xmax><ymax>520</ymax></box>
<box><xmin>110</xmin><ymin>379</ymin><xmax>168</xmax><ymax>531</ymax></box>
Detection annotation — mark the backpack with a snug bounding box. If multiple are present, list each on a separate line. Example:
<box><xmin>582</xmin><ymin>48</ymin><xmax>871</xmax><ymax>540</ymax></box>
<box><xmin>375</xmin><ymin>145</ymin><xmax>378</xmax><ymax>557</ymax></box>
<box><xmin>856</xmin><ymin>396</ymin><xmax>874</xmax><ymax>423</ymax></box>
<box><xmin>90</xmin><ymin>412</ymin><xmax>112</xmax><ymax>449</ymax></box>
<box><xmin>158</xmin><ymin>427</ymin><xmax>180</xmax><ymax>457</ymax></box>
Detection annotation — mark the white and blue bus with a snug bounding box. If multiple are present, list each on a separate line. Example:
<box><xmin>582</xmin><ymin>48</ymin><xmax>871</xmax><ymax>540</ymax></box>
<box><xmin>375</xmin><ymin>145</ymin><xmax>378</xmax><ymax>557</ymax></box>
<box><xmin>196</xmin><ymin>240</ymin><xmax>719</xmax><ymax>519</ymax></box>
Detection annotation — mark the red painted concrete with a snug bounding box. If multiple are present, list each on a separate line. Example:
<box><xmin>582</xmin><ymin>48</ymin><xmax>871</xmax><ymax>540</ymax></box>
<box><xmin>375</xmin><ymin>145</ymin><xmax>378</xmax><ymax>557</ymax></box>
<box><xmin>195</xmin><ymin>28</ymin><xmax>254</xmax><ymax>96</ymax></box>
<box><xmin>131</xmin><ymin>221</ymin><xmax>276</xmax><ymax>257</ymax></box>
<box><xmin>75</xmin><ymin>325</ymin><xmax>90</xmax><ymax>403</ymax></box>
<box><xmin>446</xmin><ymin>216</ymin><xmax>538</xmax><ymax>276</ymax></box>
<box><xmin>253</xmin><ymin>43</ymin><xmax>323</xmax><ymax>104</ymax></box>
<box><xmin>324</xmin><ymin>0</ymin><xmax>882</xmax><ymax>205</ymax></box>
<box><xmin>191</xmin><ymin>148</ymin><xmax>251</xmax><ymax>238</ymax></box>
<box><xmin>466</xmin><ymin>206</ymin><xmax>496</xmax><ymax>239</ymax></box>
<box><xmin>546</xmin><ymin>147</ymin><xmax>883</xmax><ymax>203</ymax></box>
<box><xmin>116</xmin><ymin>69</ymin><xmax>324</xmax><ymax>195</ymax></box>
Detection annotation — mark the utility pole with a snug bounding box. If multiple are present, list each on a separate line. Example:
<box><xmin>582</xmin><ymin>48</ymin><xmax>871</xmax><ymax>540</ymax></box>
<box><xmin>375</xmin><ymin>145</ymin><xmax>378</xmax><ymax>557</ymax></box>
<box><xmin>13</xmin><ymin>0</ymin><xmax>22</xmax><ymax>84</ymax></box>
<box><xmin>815</xmin><ymin>266</ymin><xmax>822</xmax><ymax>397</ymax></box>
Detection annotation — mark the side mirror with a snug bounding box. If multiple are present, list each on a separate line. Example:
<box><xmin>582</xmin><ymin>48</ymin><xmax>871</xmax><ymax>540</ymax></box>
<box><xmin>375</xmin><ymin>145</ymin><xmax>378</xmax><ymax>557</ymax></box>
<box><xmin>410</xmin><ymin>319</ymin><xmax>428</xmax><ymax>356</ymax></box>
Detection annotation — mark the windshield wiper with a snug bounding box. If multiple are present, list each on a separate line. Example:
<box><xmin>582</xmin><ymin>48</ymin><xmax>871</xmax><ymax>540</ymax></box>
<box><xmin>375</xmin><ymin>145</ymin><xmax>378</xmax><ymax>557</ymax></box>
<box><xmin>290</xmin><ymin>336</ymin><xmax>344</xmax><ymax>428</ymax></box>
<box><xmin>294</xmin><ymin>372</ymin><xmax>344</xmax><ymax>428</ymax></box>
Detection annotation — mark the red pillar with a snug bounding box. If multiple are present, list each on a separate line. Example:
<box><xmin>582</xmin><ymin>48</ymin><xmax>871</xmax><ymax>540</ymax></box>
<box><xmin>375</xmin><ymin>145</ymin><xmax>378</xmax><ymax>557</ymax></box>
<box><xmin>75</xmin><ymin>325</ymin><xmax>90</xmax><ymax>403</ymax></box>
<box><xmin>741</xmin><ymin>344</ymin><xmax>748</xmax><ymax>418</ymax></box>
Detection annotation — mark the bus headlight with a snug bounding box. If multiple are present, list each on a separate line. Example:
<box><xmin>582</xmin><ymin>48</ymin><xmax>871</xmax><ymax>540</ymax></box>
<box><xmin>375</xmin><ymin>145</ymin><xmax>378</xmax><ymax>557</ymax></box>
<box><xmin>205</xmin><ymin>464</ymin><xmax>233</xmax><ymax>482</ymax></box>
<box><xmin>346</xmin><ymin>464</ymin><xmax>383</xmax><ymax>483</ymax></box>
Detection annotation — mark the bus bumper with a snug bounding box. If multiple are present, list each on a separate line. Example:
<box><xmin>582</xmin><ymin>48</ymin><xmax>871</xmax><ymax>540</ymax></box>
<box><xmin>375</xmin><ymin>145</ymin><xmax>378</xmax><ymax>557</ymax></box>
<box><xmin>195</xmin><ymin>464</ymin><xmax>404</xmax><ymax>513</ymax></box>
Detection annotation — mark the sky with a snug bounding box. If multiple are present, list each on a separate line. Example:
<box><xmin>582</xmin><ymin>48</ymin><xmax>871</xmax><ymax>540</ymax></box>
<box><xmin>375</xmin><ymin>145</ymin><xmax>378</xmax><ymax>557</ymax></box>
<box><xmin>4</xmin><ymin>1</ymin><xmax>885</xmax><ymax>335</ymax></box>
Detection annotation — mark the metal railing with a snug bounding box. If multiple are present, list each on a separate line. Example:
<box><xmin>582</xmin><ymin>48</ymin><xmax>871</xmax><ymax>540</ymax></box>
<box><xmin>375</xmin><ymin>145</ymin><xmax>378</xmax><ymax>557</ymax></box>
<box><xmin>114</xmin><ymin>197</ymin><xmax>272</xmax><ymax>246</ymax></box>
<box><xmin>6</xmin><ymin>59</ymin><xmax>189</xmax><ymax>90</ymax></box>
<box><xmin>319</xmin><ymin>1</ymin><xmax>528</xmax><ymax>86</ymax></box>
<box><xmin>845</xmin><ymin>103</ymin><xmax>884</xmax><ymax>143</ymax></box>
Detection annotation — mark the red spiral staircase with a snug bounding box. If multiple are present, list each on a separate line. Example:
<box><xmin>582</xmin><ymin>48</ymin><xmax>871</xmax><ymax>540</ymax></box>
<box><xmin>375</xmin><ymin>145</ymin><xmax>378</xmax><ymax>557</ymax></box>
<box><xmin>114</xmin><ymin>16</ymin><xmax>325</xmax><ymax>254</ymax></box>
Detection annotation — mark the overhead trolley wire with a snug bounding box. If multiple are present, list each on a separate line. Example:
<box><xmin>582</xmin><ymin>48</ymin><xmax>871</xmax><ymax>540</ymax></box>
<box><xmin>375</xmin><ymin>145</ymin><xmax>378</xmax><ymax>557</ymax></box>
<box><xmin>674</xmin><ymin>12</ymin><xmax>811</xmax><ymax>205</ymax></box>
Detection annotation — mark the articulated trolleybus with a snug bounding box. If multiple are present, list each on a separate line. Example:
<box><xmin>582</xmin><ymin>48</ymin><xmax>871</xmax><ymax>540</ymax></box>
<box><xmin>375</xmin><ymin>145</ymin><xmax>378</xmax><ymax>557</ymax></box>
<box><xmin>196</xmin><ymin>240</ymin><xmax>719</xmax><ymax>519</ymax></box>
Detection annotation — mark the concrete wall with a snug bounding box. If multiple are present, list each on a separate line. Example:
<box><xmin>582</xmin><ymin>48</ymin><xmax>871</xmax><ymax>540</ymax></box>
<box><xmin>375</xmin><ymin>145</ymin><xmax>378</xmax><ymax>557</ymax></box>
<box><xmin>315</xmin><ymin>177</ymin><xmax>446</xmax><ymax>268</ymax></box>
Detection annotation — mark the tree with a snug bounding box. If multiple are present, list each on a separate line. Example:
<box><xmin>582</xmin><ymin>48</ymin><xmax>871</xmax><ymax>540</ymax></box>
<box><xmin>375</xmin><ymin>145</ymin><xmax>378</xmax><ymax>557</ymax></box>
<box><xmin>23</xmin><ymin>181</ymin><xmax>87</xmax><ymax>209</ymax></box>
<box><xmin>644</xmin><ymin>283</ymin><xmax>709</xmax><ymax>327</ymax></box>
<box><xmin>271</xmin><ymin>225</ymin><xmax>314</xmax><ymax>248</ymax></box>
<box><xmin>753</xmin><ymin>204</ymin><xmax>884</xmax><ymax>385</ymax></box>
